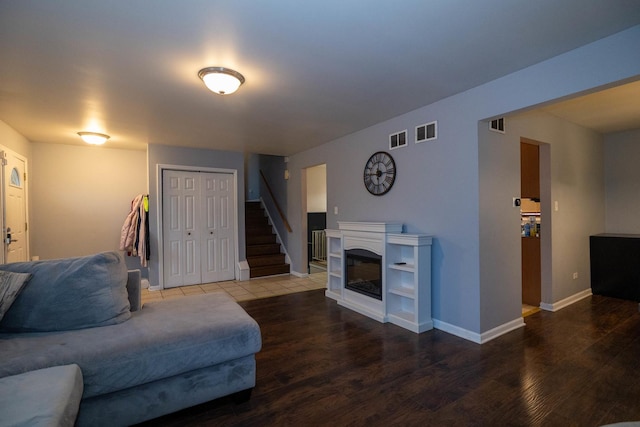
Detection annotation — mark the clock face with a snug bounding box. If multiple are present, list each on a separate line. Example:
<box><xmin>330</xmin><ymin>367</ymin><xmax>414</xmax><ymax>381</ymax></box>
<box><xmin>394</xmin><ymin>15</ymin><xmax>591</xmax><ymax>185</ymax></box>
<box><xmin>363</xmin><ymin>151</ymin><xmax>396</xmax><ymax>196</ymax></box>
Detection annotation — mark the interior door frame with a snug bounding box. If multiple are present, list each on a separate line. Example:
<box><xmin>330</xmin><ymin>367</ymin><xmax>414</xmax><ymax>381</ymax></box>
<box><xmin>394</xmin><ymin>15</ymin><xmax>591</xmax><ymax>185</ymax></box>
<box><xmin>520</xmin><ymin>137</ymin><xmax>552</xmax><ymax>309</ymax></box>
<box><xmin>0</xmin><ymin>145</ymin><xmax>30</xmax><ymax>264</ymax></box>
<box><xmin>156</xmin><ymin>164</ymin><xmax>239</xmax><ymax>289</ymax></box>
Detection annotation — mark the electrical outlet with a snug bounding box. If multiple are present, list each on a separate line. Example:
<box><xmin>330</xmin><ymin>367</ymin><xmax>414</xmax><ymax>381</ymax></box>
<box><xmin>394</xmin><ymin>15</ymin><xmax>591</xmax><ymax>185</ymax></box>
<box><xmin>573</xmin><ymin>272</ymin><xmax>578</xmax><ymax>280</ymax></box>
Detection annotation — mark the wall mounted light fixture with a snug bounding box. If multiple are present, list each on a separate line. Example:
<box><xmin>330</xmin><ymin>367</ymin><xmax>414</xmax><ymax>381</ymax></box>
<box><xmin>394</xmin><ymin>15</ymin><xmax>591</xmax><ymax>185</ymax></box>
<box><xmin>198</xmin><ymin>67</ymin><xmax>245</xmax><ymax>95</ymax></box>
<box><xmin>77</xmin><ymin>131</ymin><xmax>110</xmax><ymax>145</ymax></box>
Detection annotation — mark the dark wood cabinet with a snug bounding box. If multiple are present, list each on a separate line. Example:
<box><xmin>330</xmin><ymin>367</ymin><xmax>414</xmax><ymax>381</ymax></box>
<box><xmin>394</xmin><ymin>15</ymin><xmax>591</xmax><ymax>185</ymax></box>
<box><xmin>520</xmin><ymin>142</ymin><xmax>540</xmax><ymax>199</ymax></box>
<box><xmin>590</xmin><ymin>234</ymin><xmax>640</xmax><ymax>302</ymax></box>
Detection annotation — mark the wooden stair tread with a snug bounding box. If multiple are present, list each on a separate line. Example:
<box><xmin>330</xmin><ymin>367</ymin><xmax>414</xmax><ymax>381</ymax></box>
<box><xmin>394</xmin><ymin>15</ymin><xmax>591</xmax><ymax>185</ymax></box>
<box><xmin>246</xmin><ymin>235</ymin><xmax>277</xmax><ymax>245</ymax></box>
<box><xmin>247</xmin><ymin>243</ymin><xmax>282</xmax><ymax>257</ymax></box>
<box><xmin>249</xmin><ymin>264</ymin><xmax>290</xmax><ymax>278</ymax></box>
<box><xmin>246</xmin><ymin>254</ymin><xmax>286</xmax><ymax>267</ymax></box>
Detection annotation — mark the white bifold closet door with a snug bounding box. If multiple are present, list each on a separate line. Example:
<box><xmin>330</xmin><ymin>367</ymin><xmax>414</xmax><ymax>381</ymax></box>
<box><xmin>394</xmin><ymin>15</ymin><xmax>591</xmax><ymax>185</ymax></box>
<box><xmin>162</xmin><ymin>170</ymin><xmax>235</xmax><ymax>288</ymax></box>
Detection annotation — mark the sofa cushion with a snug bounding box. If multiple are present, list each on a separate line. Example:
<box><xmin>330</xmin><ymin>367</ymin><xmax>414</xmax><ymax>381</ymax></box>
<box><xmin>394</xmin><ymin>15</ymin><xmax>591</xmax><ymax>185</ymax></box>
<box><xmin>0</xmin><ymin>292</ymin><xmax>262</xmax><ymax>398</ymax></box>
<box><xmin>0</xmin><ymin>270</ymin><xmax>31</xmax><ymax>322</ymax></box>
<box><xmin>0</xmin><ymin>252</ymin><xmax>130</xmax><ymax>332</ymax></box>
<box><xmin>0</xmin><ymin>364</ymin><xmax>83</xmax><ymax>427</ymax></box>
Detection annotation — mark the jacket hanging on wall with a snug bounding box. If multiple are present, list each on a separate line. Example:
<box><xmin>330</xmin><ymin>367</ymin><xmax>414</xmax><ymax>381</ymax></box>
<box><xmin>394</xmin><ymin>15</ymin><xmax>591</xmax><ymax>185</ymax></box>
<box><xmin>119</xmin><ymin>194</ymin><xmax>150</xmax><ymax>267</ymax></box>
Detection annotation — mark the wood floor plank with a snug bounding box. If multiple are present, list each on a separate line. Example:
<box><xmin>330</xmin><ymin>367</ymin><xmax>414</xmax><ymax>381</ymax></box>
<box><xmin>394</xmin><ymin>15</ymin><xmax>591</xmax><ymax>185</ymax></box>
<box><xmin>137</xmin><ymin>290</ymin><xmax>640</xmax><ymax>427</ymax></box>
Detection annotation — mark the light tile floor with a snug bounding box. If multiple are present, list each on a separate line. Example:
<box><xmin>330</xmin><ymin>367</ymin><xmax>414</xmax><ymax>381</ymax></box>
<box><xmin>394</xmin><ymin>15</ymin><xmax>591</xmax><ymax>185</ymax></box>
<box><xmin>141</xmin><ymin>272</ymin><xmax>327</xmax><ymax>305</ymax></box>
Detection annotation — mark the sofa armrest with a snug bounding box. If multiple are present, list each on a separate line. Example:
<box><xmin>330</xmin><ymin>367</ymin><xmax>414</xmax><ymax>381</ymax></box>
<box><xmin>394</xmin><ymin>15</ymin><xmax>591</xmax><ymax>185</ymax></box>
<box><xmin>127</xmin><ymin>270</ymin><xmax>142</xmax><ymax>312</ymax></box>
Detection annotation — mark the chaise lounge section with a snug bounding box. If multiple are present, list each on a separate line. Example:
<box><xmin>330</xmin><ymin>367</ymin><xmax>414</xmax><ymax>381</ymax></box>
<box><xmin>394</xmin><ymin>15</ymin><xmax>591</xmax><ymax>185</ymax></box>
<box><xmin>0</xmin><ymin>251</ymin><xmax>262</xmax><ymax>426</ymax></box>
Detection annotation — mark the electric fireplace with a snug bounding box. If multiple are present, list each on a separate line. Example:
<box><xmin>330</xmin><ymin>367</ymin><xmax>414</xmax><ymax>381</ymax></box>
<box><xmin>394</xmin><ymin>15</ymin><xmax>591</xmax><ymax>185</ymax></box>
<box><xmin>345</xmin><ymin>248</ymin><xmax>382</xmax><ymax>300</ymax></box>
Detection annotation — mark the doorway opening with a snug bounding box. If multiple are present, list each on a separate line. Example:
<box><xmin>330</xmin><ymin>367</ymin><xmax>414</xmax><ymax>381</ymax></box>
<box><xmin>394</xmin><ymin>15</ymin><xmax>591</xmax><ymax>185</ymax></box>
<box><xmin>305</xmin><ymin>164</ymin><xmax>327</xmax><ymax>274</ymax></box>
<box><xmin>520</xmin><ymin>138</ymin><xmax>551</xmax><ymax>317</ymax></box>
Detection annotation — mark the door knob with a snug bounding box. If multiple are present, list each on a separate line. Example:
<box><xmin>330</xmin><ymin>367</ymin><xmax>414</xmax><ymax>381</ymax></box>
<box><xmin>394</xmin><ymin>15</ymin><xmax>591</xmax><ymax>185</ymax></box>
<box><xmin>5</xmin><ymin>227</ymin><xmax>17</xmax><ymax>244</ymax></box>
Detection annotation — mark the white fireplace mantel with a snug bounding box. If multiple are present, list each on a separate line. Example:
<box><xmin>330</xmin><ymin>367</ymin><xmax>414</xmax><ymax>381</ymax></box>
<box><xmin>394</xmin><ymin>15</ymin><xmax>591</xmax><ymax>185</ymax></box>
<box><xmin>325</xmin><ymin>222</ymin><xmax>433</xmax><ymax>333</ymax></box>
<box><xmin>339</xmin><ymin>222</ymin><xmax>401</xmax><ymax>257</ymax></box>
<box><xmin>337</xmin><ymin>221</ymin><xmax>403</xmax><ymax>234</ymax></box>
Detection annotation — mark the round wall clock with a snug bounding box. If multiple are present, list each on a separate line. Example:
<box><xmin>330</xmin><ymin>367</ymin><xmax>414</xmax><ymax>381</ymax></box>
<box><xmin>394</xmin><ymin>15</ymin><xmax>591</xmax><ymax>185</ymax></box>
<box><xmin>363</xmin><ymin>151</ymin><xmax>396</xmax><ymax>196</ymax></box>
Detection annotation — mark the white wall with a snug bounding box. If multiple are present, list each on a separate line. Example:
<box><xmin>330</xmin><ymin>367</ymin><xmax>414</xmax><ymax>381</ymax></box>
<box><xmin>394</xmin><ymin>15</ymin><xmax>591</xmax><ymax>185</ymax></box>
<box><xmin>30</xmin><ymin>142</ymin><xmax>147</xmax><ymax>260</ymax></box>
<box><xmin>604</xmin><ymin>128</ymin><xmax>640</xmax><ymax>233</ymax></box>
<box><xmin>287</xmin><ymin>25</ymin><xmax>640</xmax><ymax>338</ymax></box>
<box><xmin>306</xmin><ymin>164</ymin><xmax>326</xmax><ymax>213</ymax></box>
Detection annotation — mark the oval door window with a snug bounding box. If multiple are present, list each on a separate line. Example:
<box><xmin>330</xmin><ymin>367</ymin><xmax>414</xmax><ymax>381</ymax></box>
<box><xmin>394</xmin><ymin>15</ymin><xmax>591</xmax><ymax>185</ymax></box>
<box><xmin>10</xmin><ymin>167</ymin><xmax>21</xmax><ymax>188</ymax></box>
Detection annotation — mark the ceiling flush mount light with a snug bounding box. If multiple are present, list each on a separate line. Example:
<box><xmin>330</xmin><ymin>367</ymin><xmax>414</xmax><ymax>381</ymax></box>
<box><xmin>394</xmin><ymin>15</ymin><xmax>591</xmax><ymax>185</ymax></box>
<box><xmin>198</xmin><ymin>67</ymin><xmax>245</xmax><ymax>95</ymax></box>
<box><xmin>77</xmin><ymin>131</ymin><xmax>110</xmax><ymax>145</ymax></box>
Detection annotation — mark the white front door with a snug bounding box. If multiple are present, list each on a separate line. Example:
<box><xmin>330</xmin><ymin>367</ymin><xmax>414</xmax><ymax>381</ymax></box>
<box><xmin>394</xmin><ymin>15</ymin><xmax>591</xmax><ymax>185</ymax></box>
<box><xmin>2</xmin><ymin>149</ymin><xmax>28</xmax><ymax>263</ymax></box>
<box><xmin>162</xmin><ymin>170</ymin><xmax>235</xmax><ymax>288</ymax></box>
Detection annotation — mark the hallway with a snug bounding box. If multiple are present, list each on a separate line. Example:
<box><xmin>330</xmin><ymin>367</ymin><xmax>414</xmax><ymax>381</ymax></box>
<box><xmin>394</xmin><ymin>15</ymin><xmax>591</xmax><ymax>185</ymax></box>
<box><xmin>141</xmin><ymin>272</ymin><xmax>327</xmax><ymax>305</ymax></box>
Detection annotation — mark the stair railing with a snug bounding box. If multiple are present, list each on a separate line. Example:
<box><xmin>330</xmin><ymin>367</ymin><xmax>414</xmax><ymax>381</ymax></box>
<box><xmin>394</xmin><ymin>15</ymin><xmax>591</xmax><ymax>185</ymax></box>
<box><xmin>260</xmin><ymin>170</ymin><xmax>292</xmax><ymax>232</ymax></box>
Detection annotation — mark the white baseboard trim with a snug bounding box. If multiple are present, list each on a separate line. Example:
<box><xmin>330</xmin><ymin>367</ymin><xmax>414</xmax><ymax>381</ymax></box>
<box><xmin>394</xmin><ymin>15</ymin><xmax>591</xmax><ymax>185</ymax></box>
<box><xmin>237</xmin><ymin>260</ymin><xmax>250</xmax><ymax>282</ymax></box>
<box><xmin>290</xmin><ymin>270</ymin><xmax>308</xmax><ymax>278</ymax></box>
<box><xmin>433</xmin><ymin>317</ymin><xmax>525</xmax><ymax>344</ymax></box>
<box><xmin>433</xmin><ymin>319</ymin><xmax>482</xmax><ymax>344</ymax></box>
<box><xmin>479</xmin><ymin>318</ymin><xmax>525</xmax><ymax>344</ymax></box>
<box><xmin>540</xmin><ymin>288</ymin><xmax>592</xmax><ymax>312</ymax></box>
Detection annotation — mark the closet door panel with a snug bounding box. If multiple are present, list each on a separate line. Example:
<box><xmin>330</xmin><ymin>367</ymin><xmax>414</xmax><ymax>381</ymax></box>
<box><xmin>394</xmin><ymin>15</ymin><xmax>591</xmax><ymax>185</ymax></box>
<box><xmin>201</xmin><ymin>173</ymin><xmax>235</xmax><ymax>283</ymax></box>
<box><xmin>162</xmin><ymin>170</ymin><xmax>201</xmax><ymax>288</ymax></box>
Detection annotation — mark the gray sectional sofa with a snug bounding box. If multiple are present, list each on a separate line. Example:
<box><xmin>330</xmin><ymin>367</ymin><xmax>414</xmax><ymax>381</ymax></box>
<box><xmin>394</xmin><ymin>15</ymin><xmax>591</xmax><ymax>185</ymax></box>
<box><xmin>0</xmin><ymin>251</ymin><xmax>262</xmax><ymax>426</ymax></box>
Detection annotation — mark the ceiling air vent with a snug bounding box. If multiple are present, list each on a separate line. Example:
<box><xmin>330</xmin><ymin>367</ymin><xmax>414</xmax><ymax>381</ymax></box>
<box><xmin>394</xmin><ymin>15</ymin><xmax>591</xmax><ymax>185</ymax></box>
<box><xmin>416</xmin><ymin>121</ymin><xmax>437</xmax><ymax>143</ymax></box>
<box><xmin>489</xmin><ymin>117</ymin><xmax>505</xmax><ymax>133</ymax></box>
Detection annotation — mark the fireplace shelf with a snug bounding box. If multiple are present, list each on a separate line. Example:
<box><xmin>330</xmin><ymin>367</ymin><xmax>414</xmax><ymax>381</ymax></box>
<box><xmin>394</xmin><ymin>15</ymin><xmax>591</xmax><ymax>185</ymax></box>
<box><xmin>326</xmin><ymin>229</ymin><xmax>343</xmax><ymax>300</ymax></box>
<box><xmin>324</xmin><ymin>223</ymin><xmax>433</xmax><ymax>334</ymax></box>
<box><xmin>389</xmin><ymin>263</ymin><xmax>415</xmax><ymax>272</ymax></box>
<box><xmin>388</xmin><ymin>286</ymin><xmax>413</xmax><ymax>298</ymax></box>
<box><xmin>386</xmin><ymin>234</ymin><xmax>433</xmax><ymax>333</ymax></box>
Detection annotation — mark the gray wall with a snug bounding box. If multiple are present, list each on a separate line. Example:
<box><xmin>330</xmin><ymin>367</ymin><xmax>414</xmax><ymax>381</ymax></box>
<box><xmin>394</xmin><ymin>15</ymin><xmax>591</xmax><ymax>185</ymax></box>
<box><xmin>245</xmin><ymin>153</ymin><xmax>260</xmax><ymax>201</ymax></box>
<box><xmin>147</xmin><ymin>144</ymin><xmax>245</xmax><ymax>288</ymax></box>
<box><xmin>479</xmin><ymin>111</ymin><xmax>605</xmax><ymax>331</ymax></box>
<box><xmin>604</xmin><ymin>128</ymin><xmax>640</xmax><ymax>233</ymax></box>
<box><xmin>287</xmin><ymin>25</ymin><xmax>640</xmax><ymax>336</ymax></box>
<box><xmin>259</xmin><ymin>154</ymin><xmax>288</xmax><ymax>247</ymax></box>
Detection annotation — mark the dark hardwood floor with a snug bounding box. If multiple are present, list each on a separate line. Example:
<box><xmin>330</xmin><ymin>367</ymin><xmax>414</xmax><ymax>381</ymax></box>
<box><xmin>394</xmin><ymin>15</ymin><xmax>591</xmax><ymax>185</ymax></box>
<box><xmin>141</xmin><ymin>290</ymin><xmax>640</xmax><ymax>426</ymax></box>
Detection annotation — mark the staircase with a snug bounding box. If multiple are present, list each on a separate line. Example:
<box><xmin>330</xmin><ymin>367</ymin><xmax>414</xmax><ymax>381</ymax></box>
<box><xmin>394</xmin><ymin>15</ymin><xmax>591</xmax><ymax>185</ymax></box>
<box><xmin>245</xmin><ymin>201</ymin><xmax>290</xmax><ymax>278</ymax></box>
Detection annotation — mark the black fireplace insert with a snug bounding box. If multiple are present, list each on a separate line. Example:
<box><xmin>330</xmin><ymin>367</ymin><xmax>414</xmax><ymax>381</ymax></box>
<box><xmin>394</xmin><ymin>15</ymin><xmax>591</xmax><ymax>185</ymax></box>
<box><xmin>345</xmin><ymin>248</ymin><xmax>382</xmax><ymax>300</ymax></box>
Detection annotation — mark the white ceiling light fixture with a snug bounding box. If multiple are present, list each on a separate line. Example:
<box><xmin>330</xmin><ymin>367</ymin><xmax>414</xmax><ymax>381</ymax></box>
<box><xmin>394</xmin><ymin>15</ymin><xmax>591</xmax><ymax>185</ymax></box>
<box><xmin>77</xmin><ymin>131</ymin><xmax>110</xmax><ymax>145</ymax></box>
<box><xmin>198</xmin><ymin>67</ymin><xmax>245</xmax><ymax>95</ymax></box>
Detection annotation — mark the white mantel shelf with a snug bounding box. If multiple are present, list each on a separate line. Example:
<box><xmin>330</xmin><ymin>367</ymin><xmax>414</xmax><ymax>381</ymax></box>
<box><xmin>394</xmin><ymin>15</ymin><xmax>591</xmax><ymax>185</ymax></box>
<box><xmin>337</xmin><ymin>221</ymin><xmax>403</xmax><ymax>234</ymax></box>
<box><xmin>326</xmin><ymin>222</ymin><xmax>433</xmax><ymax>333</ymax></box>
